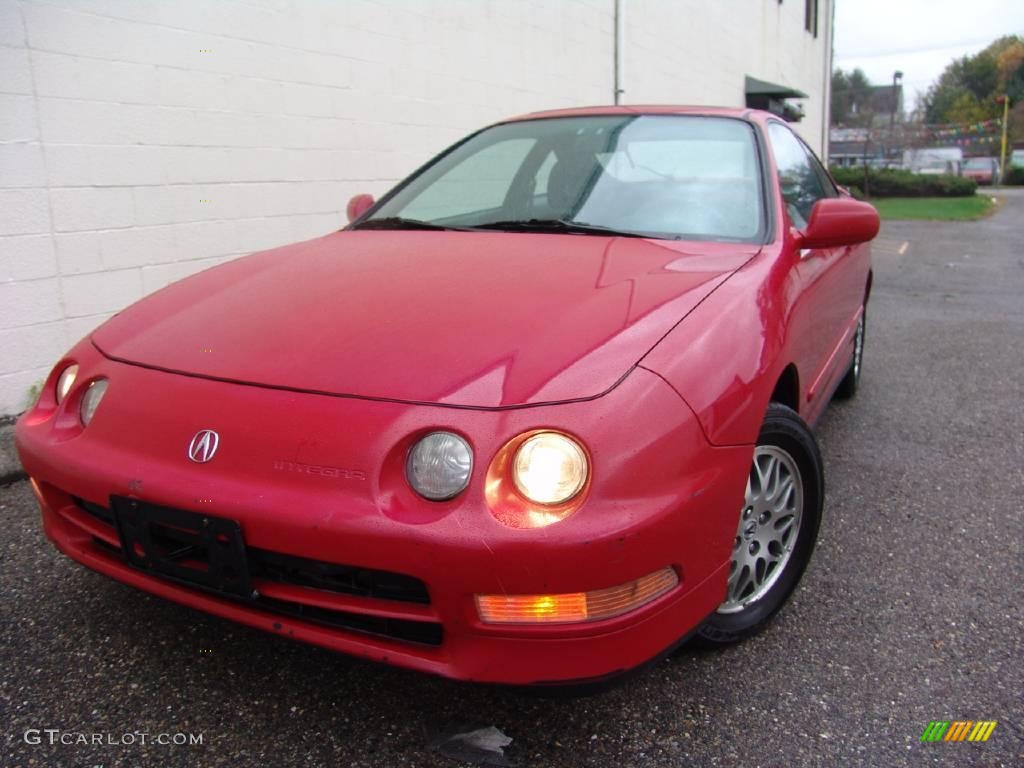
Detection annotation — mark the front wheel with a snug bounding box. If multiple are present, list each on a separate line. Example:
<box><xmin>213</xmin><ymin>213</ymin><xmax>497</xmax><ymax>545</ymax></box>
<box><xmin>695</xmin><ymin>403</ymin><xmax>824</xmax><ymax>645</ymax></box>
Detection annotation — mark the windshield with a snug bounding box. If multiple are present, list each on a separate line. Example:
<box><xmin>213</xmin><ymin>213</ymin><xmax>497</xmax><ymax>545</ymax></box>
<box><xmin>358</xmin><ymin>115</ymin><xmax>766</xmax><ymax>242</ymax></box>
<box><xmin>964</xmin><ymin>159</ymin><xmax>991</xmax><ymax>170</ymax></box>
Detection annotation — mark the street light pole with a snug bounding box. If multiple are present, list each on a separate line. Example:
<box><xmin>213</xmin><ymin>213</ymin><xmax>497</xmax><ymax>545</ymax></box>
<box><xmin>889</xmin><ymin>71</ymin><xmax>902</xmax><ymax>167</ymax></box>
<box><xmin>890</xmin><ymin>71</ymin><xmax>903</xmax><ymax>131</ymax></box>
<box><xmin>997</xmin><ymin>95</ymin><xmax>1010</xmax><ymax>184</ymax></box>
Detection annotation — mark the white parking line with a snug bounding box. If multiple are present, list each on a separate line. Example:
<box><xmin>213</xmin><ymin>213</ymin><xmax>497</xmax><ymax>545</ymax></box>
<box><xmin>898</xmin><ymin>241</ymin><xmax>909</xmax><ymax>255</ymax></box>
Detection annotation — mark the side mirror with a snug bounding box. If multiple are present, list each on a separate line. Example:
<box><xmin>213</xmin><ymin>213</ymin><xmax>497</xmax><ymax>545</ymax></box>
<box><xmin>799</xmin><ymin>198</ymin><xmax>880</xmax><ymax>249</ymax></box>
<box><xmin>346</xmin><ymin>193</ymin><xmax>375</xmax><ymax>223</ymax></box>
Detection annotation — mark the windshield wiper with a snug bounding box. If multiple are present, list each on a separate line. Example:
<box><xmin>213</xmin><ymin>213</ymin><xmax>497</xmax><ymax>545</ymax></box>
<box><xmin>355</xmin><ymin>216</ymin><xmax>661</xmax><ymax>239</ymax></box>
<box><xmin>470</xmin><ymin>218</ymin><xmax>655</xmax><ymax>238</ymax></box>
<box><xmin>352</xmin><ymin>217</ymin><xmax>478</xmax><ymax>232</ymax></box>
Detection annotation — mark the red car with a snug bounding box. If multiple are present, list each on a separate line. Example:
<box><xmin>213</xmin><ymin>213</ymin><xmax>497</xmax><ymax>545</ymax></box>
<box><xmin>17</xmin><ymin>106</ymin><xmax>878</xmax><ymax>688</ymax></box>
<box><xmin>961</xmin><ymin>157</ymin><xmax>999</xmax><ymax>185</ymax></box>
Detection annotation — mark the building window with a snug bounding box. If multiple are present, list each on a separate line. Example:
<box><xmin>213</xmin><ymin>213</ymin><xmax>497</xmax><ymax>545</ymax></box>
<box><xmin>805</xmin><ymin>0</ymin><xmax>818</xmax><ymax>37</ymax></box>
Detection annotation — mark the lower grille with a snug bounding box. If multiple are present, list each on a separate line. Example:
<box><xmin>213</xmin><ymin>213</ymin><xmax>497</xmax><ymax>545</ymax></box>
<box><xmin>72</xmin><ymin>497</ymin><xmax>441</xmax><ymax>646</ymax></box>
<box><xmin>258</xmin><ymin>596</ymin><xmax>442</xmax><ymax>645</ymax></box>
<box><xmin>249</xmin><ymin>547</ymin><xmax>429</xmax><ymax>604</ymax></box>
<box><xmin>77</xmin><ymin>497</ymin><xmax>115</xmax><ymax>526</ymax></box>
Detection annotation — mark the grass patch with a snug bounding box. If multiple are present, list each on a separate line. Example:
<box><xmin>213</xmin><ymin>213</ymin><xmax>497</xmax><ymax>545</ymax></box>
<box><xmin>869</xmin><ymin>195</ymin><xmax>995</xmax><ymax>221</ymax></box>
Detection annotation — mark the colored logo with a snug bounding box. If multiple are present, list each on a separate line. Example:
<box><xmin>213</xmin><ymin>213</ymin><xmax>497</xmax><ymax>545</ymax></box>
<box><xmin>920</xmin><ymin>721</ymin><xmax>997</xmax><ymax>742</ymax></box>
<box><xmin>187</xmin><ymin>430</ymin><xmax>220</xmax><ymax>463</ymax></box>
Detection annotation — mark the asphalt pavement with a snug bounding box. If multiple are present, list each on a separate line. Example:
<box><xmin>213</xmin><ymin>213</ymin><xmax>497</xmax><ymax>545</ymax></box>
<box><xmin>2</xmin><ymin>192</ymin><xmax>1022</xmax><ymax>767</ymax></box>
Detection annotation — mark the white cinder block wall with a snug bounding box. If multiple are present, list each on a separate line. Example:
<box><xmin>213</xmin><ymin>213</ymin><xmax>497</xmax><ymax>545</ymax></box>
<box><xmin>0</xmin><ymin>0</ymin><xmax>830</xmax><ymax>416</ymax></box>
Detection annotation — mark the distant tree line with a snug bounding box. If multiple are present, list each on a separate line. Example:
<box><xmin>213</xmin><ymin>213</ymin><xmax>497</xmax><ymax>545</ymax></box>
<box><xmin>921</xmin><ymin>35</ymin><xmax>1024</xmax><ymax>142</ymax></box>
<box><xmin>833</xmin><ymin>36</ymin><xmax>1024</xmax><ymax>142</ymax></box>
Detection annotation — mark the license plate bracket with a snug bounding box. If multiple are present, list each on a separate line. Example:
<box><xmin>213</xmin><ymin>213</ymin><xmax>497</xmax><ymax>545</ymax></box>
<box><xmin>111</xmin><ymin>496</ymin><xmax>252</xmax><ymax>599</ymax></box>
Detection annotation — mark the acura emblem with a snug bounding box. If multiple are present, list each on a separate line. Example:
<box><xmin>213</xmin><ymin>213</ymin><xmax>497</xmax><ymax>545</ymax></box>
<box><xmin>188</xmin><ymin>430</ymin><xmax>220</xmax><ymax>463</ymax></box>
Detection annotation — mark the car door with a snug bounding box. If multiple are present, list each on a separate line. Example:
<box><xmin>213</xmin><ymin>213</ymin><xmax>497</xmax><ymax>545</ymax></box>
<box><xmin>766</xmin><ymin>121</ymin><xmax>850</xmax><ymax>415</ymax></box>
<box><xmin>802</xmin><ymin>141</ymin><xmax>868</xmax><ymax>404</ymax></box>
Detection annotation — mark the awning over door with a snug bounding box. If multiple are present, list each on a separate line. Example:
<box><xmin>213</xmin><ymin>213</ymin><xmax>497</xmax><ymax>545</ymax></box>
<box><xmin>744</xmin><ymin>76</ymin><xmax>807</xmax><ymax>122</ymax></box>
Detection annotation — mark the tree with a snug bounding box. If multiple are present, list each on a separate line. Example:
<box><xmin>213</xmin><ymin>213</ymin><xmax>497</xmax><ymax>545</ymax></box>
<box><xmin>831</xmin><ymin>68</ymin><xmax>875</xmax><ymax>127</ymax></box>
<box><xmin>996</xmin><ymin>40</ymin><xmax>1024</xmax><ymax>104</ymax></box>
<box><xmin>921</xmin><ymin>35</ymin><xmax>1024</xmax><ymax>142</ymax></box>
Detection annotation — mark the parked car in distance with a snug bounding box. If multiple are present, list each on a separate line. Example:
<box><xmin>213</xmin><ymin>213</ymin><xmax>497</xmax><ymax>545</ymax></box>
<box><xmin>962</xmin><ymin>157</ymin><xmax>999</xmax><ymax>185</ymax></box>
<box><xmin>17</xmin><ymin>106</ymin><xmax>879</xmax><ymax>689</ymax></box>
<box><xmin>1010</xmin><ymin>148</ymin><xmax>1024</xmax><ymax>168</ymax></box>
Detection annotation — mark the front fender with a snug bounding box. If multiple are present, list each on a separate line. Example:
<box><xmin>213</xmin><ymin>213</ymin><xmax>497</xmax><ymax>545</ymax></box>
<box><xmin>640</xmin><ymin>247</ymin><xmax>792</xmax><ymax>446</ymax></box>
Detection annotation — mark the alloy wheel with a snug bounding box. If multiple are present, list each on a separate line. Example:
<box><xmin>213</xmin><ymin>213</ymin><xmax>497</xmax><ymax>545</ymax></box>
<box><xmin>718</xmin><ymin>445</ymin><xmax>804</xmax><ymax>614</ymax></box>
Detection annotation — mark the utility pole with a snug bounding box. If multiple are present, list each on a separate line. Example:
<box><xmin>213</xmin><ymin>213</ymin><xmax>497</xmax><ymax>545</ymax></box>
<box><xmin>997</xmin><ymin>95</ymin><xmax>1010</xmax><ymax>184</ymax></box>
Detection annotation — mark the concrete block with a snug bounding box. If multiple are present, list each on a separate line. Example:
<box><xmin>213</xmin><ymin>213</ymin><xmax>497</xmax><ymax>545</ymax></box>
<box><xmin>0</xmin><ymin>278</ymin><xmax>63</xmax><ymax>329</ymax></box>
<box><xmin>32</xmin><ymin>50</ymin><xmax>158</xmax><ymax>104</ymax></box>
<box><xmin>100</xmin><ymin>225</ymin><xmax>177</xmax><ymax>270</ymax></box>
<box><xmin>0</xmin><ymin>45</ymin><xmax>32</xmax><ymax>93</ymax></box>
<box><xmin>64</xmin><ymin>313</ymin><xmax>112</xmax><ymax>346</ymax></box>
<box><xmin>0</xmin><ymin>189</ymin><xmax>51</xmax><ymax>236</ymax></box>
<box><xmin>50</xmin><ymin>187</ymin><xmax>135</xmax><ymax>232</ymax></box>
<box><xmin>54</xmin><ymin>232</ymin><xmax>104</xmax><ymax>276</ymax></box>
<box><xmin>0</xmin><ymin>321</ymin><xmax>68</xmax><ymax>372</ymax></box>
<box><xmin>60</xmin><ymin>269</ymin><xmax>143</xmax><ymax>317</ymax></box>
<box><xmin>0</xmin><ymin>234</ymin><xmax>57</xmax><ymax>281</ymax></box>
<box><xmin>173</xmin><ymin>219</ymin><xmax>238</xmax><ymax>259</ymax></box>
<box><xmin>0</xmin><ymin>94</ymin><xmax>38</xmax><ymax>142</ymax></box>
<box><xmin>0</xmin><ymin>140</ymin><xmax>46</xmax><ymax>187</ymax></box>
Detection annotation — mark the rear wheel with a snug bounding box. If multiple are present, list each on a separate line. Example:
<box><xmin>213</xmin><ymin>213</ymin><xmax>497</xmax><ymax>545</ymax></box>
<box><xmin>695</xmin><ymin>403</ymin><xmax>823</xmax><ymax>645</ymax></box>
<box><xmin>835</xmin><ymin>311</ymin><xmax>865</xmax><ymax>399</ymax></box>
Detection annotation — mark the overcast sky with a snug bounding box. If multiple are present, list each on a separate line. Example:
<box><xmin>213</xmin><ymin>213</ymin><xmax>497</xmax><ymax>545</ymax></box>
<box><xmin>833</xmin><ymin>0</ymin><xmax>1024</xmax><ymax>111</ymax></box>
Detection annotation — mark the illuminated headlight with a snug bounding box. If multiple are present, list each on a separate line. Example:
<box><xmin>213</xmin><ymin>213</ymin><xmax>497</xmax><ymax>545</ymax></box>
<box><xmin>56</xmin><ymin>364</ymin><xmax>79</xmax><ymax>404</ymax></box>
<box><xmin>512</xmin><ymin>432</ymin><xmax>588</xmax><ymax>505</ymax></box>
<box><xmin>406</xmin><ymin>431</ymin><xmax>473</xmax><ymax>501</ymax></box>
<box><xmin>80</xmin><ymin>379</ymin><xmax>108</xmax><ymax>426</ymax></box>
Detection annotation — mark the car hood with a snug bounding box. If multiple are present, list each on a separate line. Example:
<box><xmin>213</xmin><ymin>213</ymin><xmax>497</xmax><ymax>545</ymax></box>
<box><xmin>92</xmin><ymin>231</ymin><xmax>757</xmax><ymax>408</ymax></box>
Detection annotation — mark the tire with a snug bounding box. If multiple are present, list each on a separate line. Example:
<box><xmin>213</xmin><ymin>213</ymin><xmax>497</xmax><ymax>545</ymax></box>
<box><xmin>695</xmin><ymin>403</ymin><xmax>824</xmax><ymax>646</ymax></box>
<box><xmin>834</xmin><ymin>310</ymin><xmax>865</xmax><ymax>399</ymax></box>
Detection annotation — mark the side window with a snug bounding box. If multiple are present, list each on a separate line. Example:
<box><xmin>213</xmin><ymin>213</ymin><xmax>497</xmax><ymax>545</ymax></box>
<box><xmin>401</xmin><ymin>138</ymin><xmax>536</xmax><ymax>220</ymax></box>
<box><xmin>806</xmin><ymin>144</ymin><xmax>838</xmax><ymax>200</ymax></box>
<box><xmin>767</xmin><ymin>122</ymin><xmax>828</xmax><ymax>229</ymax></box>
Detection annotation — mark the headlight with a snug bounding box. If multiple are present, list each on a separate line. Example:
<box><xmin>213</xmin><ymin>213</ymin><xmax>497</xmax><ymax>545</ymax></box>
<box><xmin>406</xmin><ymin>431</ymin><xmax>473</xmax><ymax>501</ymax></box>
<box><xmin>80</xmin><ymin>379</ymin><xmax>108</xmax><ymax>425</ymax></box>
<box><xmin>56</xmin><ymin>364</ymin><xmax>79</xmax><ymax>404</ymax></box>
<box><xmin>512</xmin><ymin>432</ymin><xmax>588</xmax><ymax>505</ymax></box>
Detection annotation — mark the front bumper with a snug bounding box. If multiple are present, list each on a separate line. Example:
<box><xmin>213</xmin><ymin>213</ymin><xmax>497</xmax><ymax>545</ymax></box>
<box><xmin>17</xmin><ymin>343</ymin><xmax>752</xmax><ymax>685</ymax></box>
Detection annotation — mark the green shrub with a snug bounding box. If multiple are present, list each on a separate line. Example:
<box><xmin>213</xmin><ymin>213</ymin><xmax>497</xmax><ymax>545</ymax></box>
<box><xmin>1002</xmin><ymin>166</ymin><xmax>1024</xmax><ymax>185</ymax></box>
<box><xmin>828</xmin><ymin>167</ymin><xmax>978</xmax><ymax>198</ymax></box>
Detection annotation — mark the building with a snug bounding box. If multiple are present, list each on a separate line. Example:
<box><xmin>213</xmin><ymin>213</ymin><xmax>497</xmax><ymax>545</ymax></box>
<box><xmin>832</xmin><ymin>81</ymin><xmax>904</xmax><ymax>130</ymax></box>
<box><xmin>0</xmin><ymin>0</ymin><xmax>833</xmax><ymax>415</ymax></box>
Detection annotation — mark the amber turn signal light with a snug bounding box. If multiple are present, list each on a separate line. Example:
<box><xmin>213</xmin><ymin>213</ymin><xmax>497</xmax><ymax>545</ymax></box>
<box><xmin>476</xmin><ymin>567</ymin><xmax>678</xmax><ymax>624</ymax></box>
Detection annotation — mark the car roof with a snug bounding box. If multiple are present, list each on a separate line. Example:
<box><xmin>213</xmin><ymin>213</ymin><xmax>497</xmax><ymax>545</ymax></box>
<box><xmin>503</xmin><ymin>105</ymin><xmax>766</xmax><ymax>123</ymax></box>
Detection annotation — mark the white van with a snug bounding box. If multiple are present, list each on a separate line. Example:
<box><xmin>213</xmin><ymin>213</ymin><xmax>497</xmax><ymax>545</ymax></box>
<box><xmin>903</xmin><ymin>147</ymin><xmax>963</xmax><ymax>176</ymax></box>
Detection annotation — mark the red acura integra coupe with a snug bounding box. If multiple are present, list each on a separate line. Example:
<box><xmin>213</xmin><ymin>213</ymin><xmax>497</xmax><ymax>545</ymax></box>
<box><xmin>17</xmin><ymin>106</ymin><xmax>878</xmax><ymax>688</ymax></box>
